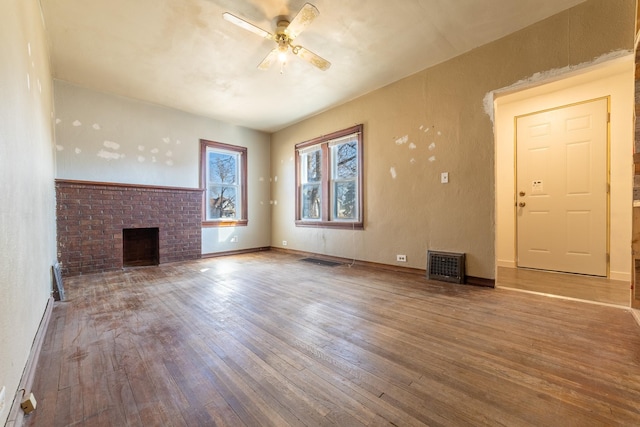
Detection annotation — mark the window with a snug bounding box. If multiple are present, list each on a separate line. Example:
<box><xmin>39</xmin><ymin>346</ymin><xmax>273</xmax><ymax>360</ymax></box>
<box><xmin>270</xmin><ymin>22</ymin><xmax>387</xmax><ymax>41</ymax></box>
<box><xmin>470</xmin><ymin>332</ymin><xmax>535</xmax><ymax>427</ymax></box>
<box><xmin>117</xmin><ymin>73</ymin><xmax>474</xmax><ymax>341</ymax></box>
<box><xmin>295</xmin><ymin>124</ymin><xmax>363</xmax><ymax>229</ymax></box>
<box><xmin>200</xmin><ymin>140</ymin><xmax>247</xmax><ymax>227</ymax></box>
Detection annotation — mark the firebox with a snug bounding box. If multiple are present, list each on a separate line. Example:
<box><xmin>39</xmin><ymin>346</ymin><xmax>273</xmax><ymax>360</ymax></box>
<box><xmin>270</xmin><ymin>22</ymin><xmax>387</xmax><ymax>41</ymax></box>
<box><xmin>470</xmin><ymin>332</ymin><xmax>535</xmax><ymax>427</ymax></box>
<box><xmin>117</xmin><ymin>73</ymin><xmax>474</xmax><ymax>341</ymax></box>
<box><xmin>123</xmin><ymin>227</ymin><xmax>159</xmax><ymax>267</ymax></box>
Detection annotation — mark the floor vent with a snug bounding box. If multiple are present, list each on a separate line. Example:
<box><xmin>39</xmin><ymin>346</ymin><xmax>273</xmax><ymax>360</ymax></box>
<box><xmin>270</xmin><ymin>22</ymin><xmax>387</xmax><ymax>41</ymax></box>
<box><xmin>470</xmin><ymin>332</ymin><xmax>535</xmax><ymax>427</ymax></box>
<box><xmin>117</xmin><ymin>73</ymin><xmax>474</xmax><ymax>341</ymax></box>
<box><xmin>300</xmin><ymin>257</ymin><xmax>342</xmax><ymax>267</ymax></box>
<box><xmin>427</xmin><ymin>251</ymin><xmax>465</xmax><ymax>284</ymax></box>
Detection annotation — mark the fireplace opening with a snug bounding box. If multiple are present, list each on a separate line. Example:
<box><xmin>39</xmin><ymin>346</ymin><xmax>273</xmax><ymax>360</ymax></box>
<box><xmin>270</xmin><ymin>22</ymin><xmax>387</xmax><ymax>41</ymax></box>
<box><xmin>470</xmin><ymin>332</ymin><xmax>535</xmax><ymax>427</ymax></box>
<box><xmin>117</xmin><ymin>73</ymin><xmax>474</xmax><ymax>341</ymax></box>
<box><xmin>123</xmin><ymin>227</ymin><xmax>159</xmax><ymax>267</ymax></box>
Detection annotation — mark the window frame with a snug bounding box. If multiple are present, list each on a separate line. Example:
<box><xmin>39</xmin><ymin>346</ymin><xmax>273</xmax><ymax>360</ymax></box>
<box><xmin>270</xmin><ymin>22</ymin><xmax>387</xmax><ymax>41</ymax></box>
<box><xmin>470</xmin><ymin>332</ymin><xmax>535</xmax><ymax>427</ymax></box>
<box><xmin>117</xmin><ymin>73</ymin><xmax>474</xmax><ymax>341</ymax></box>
<box><xmin>200</xmin><ymin>139</ymin><xmax>248</xmax><ymax>227</ymax></box>
<box><xmin>295</xmin><ymin>124</ymin><xmax>364</xmax><ymax>229</ymax></box>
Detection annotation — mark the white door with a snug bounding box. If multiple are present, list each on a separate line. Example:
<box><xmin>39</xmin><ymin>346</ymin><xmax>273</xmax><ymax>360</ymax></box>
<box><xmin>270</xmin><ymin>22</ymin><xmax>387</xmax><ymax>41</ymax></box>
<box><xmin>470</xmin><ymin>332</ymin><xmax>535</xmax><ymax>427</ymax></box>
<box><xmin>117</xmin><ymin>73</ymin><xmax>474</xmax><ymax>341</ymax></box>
<box><xmin>516</xmin><ymin>98</ymin><xmax>608</xmax><ymax>276</ymax></box>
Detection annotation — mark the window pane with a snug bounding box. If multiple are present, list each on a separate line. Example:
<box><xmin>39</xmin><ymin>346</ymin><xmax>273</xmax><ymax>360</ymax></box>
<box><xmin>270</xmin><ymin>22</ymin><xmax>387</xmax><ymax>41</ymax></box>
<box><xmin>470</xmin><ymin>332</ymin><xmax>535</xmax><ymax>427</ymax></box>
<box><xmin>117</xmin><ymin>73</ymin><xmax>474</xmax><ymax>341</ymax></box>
<box><xmin>335</xmin><ymin>142</ymin><xmax>357</xmax><ymax>179</ymax></box>
<box><xmin>334</xmin><ymin>180</ymin><xmax>357</xmax><ymax>220</ymax></box>
<box><xmin>295</xmin><ymin>124</ymin><xmax>362</xmax><ymax>227</ymax></box>
<box><xmin>302</xmin><ymin>184</ymin><xmax>321</xmax><ymax>219</ymax></box>
<box><xmin>305</xmin><ymin>150</ymin><xmax>321</xmax><ymax>183</ymax></box>
<box><xmin>209</xmin><ymin>152</ymin><xmax>237</xmax><ymax>184</ymax></box>
<box><xmin>208</xmin><ymin>185</ymin><xmax>237</xmax><ymax>219</ymax></box>
<box><xmin>200</xmin><ymin>140</ymin><xmax>247</xmax><ymax>225</ymax></box>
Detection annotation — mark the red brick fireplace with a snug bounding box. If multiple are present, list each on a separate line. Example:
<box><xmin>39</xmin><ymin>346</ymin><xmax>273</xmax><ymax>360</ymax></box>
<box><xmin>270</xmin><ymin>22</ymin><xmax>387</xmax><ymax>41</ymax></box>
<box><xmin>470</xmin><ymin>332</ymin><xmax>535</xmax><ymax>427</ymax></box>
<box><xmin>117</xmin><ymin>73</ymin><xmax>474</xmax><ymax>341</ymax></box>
<box><xmin>56</xmin><ymin>180</ymin><xmax>203</xmax><ymax>276</ymax></box>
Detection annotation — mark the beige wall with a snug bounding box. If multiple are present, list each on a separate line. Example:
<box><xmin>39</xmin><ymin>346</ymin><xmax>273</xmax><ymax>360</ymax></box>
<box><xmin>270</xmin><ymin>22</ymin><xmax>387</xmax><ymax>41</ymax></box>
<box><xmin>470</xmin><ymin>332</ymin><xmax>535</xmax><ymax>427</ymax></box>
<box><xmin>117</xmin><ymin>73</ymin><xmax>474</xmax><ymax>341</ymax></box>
<box><xmin>495</xmin><ymin>57</ymin><xmax>634</xmax><ymax>281</ymax></box>
<box><xmin>0</xmin><ymin>0</ymin><xmax>56</xmax><ymax>424</ymax></box>
<box><xmin>270</xmin><ymin>0</ymin><xmax>634</xmax><ymax>279</ymax></box>
<box><xmin>53</xmin><ymin>81</ymin><xmax>272</xmax><ymax>254</ymax></box>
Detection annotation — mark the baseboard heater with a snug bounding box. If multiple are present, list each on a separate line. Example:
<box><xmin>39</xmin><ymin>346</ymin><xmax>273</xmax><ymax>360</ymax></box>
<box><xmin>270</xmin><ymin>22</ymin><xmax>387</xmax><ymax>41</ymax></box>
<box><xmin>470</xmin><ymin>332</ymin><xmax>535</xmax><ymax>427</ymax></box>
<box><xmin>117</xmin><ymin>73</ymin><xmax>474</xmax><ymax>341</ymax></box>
<box><xmin>427</xmin><ymin>251</ymin><xmax>465</xmax><ymax>284</ymax></box>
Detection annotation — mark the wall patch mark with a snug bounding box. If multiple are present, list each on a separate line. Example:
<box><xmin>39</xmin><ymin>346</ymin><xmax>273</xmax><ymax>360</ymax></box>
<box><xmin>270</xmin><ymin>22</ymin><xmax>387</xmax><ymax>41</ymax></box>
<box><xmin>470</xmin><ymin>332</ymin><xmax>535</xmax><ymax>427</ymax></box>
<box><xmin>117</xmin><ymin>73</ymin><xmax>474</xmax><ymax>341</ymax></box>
<box><xmin>103</xmin><ymin>140</ymin><xmax>120</xmax><ymax>150</ymax></box>
<box><xmin>395</xmin><ymin>135</ymin><xmax>409</xmax><ymax>145</ymax></box>
<box><xmin>429</xmin><ymin>156</ymin><xmax>436</xmax><ymax>162</ymax></box>
<box><xmin>72</xmin><ymin>120</ymin><xmax>82</xmax><ymax>127</ymax></box>
<box><xmin>97</xmin><ymin>149</ymin><xmax>122</xmax><ymax>160</ymax></box>
<box><xmin>92</xmin><ymin>123</ymin><xmax>101</xmax><ymax>130</ymax></box>
<box><xmin>390</xmin><ymin>167</ymin><xmax>397</xmax><ymax>179</ymax></box>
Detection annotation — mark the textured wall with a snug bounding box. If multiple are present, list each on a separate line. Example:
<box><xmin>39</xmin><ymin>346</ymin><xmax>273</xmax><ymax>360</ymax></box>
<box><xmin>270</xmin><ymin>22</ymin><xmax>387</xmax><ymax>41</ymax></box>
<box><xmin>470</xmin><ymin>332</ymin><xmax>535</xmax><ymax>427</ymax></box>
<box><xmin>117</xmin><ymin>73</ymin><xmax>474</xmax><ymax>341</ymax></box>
<box><xmin>270</xmin><ymin>0</ymin><xmax>635</xmax><ymax>279</ymax></box>
<box><xmin>0</xmin><ymin>0</ymin><xmax>56</xmax><ymax>424</ymax></box>
<box><xmin>56</xmin><ymin>181</ymin><xmax>202</xmax><ymax>276</ymax></box>
<box><xmin>53</xmin><ymin>81</ymin><xmax>272</xmax><ymax>256</ymax></box>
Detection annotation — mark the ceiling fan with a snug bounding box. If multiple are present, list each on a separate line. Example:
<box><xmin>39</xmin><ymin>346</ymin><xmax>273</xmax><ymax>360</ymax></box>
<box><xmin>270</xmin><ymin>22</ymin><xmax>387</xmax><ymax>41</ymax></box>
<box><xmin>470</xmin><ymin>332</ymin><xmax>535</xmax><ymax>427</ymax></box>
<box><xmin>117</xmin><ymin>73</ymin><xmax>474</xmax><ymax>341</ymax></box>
<box><xmin>222</xmin><ymin>3</ymin><xmax>331</xmax><ymax>72</ymax></box>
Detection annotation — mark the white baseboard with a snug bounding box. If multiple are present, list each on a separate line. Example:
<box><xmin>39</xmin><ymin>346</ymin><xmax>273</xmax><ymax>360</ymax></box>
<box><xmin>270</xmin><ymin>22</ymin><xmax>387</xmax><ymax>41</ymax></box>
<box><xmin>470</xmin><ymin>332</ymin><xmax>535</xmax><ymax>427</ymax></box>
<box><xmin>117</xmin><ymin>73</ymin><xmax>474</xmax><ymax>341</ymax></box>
<box><xmin>5</xmin><ymin>296</ymin><xmax>54</xmax><ymax>427</ymax></box>
<box><xmin>631</xmin><ymin>309</ymin><xmax>640</xmax><ymax>328</ymax></box>
<box><xmin>496</xmin><ymin>260</ymin><xmax>516</xmax><ymax>268</ymax></box>
<box><xmin>609</xmin><ymin>271</ymin><xmax>631</xmax><ymax>282</ymax></box>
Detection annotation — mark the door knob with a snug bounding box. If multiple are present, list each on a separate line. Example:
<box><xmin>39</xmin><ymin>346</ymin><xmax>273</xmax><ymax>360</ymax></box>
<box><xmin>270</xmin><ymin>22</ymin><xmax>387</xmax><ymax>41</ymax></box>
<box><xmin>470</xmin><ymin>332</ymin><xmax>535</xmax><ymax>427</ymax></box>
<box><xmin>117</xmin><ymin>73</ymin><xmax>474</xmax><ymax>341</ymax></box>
<box><xmin>519</xmin><ymin>202</ymin><xmax>526</xmax><ymax>207</ymax></box>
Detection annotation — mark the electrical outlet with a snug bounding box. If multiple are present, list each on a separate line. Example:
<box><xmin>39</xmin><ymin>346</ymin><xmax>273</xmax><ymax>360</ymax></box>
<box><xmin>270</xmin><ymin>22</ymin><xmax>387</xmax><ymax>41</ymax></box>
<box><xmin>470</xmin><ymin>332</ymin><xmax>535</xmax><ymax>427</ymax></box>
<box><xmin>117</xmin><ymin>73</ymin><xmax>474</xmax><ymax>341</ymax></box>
<box><xmin>0</xmin><ymin>386</ymin><xmax>6</xmax><ymax>416</ymax></box>
<box><xmin>282</xmin><ymin>240</ymin><xmax>287</xmax><ymax>246</ymax></box>
<box><xmin>230</xmin><ymin>236</ymin><xmax>238</xmax><ymax>243</ymax></box>
<box><xmin>441</xmin><ymin>172</ymin><xmax>449</xmax><ymax>184</ymax></box>
<box><xmin>397</xmin><ymin>254</ymin><xmax>407</xmax><ymax>262</ymax></box>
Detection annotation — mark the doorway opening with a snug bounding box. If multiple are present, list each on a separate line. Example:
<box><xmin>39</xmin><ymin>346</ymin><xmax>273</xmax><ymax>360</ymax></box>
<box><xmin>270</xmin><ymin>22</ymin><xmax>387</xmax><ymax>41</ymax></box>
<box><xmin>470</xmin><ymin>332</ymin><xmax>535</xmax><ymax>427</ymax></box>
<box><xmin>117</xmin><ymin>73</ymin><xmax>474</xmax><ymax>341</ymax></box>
<box><xmin>493</xmin><ymin>56</ymin><xmax>633</xmax><ymax>305</ymax></box>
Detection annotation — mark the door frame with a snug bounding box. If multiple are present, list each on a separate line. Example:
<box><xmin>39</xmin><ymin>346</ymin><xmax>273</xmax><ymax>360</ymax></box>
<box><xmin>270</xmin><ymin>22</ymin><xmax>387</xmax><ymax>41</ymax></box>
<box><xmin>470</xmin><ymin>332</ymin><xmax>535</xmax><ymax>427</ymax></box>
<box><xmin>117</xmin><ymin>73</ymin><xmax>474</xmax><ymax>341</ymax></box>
<box><xmin>493</xmin><ymin>55</ymin><xmax>633</xmax><ymax>282</ymax></box>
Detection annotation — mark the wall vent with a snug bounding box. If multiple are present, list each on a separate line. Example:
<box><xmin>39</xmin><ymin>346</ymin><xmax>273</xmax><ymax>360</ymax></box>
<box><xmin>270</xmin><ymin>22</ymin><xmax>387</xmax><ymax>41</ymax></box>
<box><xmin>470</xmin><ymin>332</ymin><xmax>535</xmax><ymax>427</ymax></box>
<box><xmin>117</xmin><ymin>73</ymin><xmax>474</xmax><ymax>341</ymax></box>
<box><xmin>427</xmin><ymin>251</ymin><xmax>465</xmax><ymax>284</ymax></box>
<box><xmin>52</xmin><ymin>262</ymin><xmax>65</xmax><ymax>301</ymax></box>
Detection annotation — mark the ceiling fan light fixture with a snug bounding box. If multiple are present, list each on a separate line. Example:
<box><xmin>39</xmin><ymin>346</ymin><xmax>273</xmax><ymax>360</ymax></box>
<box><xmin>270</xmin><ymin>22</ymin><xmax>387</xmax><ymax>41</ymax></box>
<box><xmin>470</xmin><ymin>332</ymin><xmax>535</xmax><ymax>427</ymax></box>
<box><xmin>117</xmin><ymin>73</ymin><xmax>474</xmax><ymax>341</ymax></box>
<box><xmin>276</xmin><ymin>37</ymin><xmax>289</xmax><ymax>63</ymax></box>
<box><xmin>277</xmin><ymin>49</ymin><xmax>288</xmax><ymax>64</ymax></box>
<box><xmin>223</xmin><ymin>3</ymin><xmax>331</xmax><ymax>72</ymax></box>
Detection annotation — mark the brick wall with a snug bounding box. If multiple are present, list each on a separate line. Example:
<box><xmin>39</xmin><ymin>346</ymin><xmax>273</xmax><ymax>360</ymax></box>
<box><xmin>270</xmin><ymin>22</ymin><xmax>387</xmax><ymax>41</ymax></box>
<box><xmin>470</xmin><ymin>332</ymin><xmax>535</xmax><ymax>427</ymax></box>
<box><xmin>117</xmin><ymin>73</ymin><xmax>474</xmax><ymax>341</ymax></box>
<box><xmin>56</xmin><ymin>180</ymin><xmax>202</xmax><ymax>276</ymax></box>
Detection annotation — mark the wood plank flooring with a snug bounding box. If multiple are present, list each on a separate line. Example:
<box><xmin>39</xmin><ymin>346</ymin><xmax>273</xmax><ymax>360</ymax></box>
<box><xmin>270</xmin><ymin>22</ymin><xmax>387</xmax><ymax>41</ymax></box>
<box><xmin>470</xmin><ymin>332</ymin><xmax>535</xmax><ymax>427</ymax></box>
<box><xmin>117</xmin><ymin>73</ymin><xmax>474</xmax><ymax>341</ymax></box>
<box><xmin>497</xmin><ymin>266</ymin><xmax>631</xmax><ymax>306</ymax></box>
<box><xmin>24</xmin><ymin>251</ymin><xmax>640</xmax><ymax>426</ymax></box>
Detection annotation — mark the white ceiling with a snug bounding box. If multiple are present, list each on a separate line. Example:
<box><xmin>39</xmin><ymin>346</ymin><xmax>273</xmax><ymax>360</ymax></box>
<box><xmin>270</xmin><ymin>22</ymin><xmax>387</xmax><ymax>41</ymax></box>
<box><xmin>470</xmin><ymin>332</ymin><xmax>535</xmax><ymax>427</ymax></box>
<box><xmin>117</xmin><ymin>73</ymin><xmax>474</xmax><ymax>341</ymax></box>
<box><xmin>41</xmin><ymin>0</ymin><xmax>586</xmax><ymax>133</ymax></box>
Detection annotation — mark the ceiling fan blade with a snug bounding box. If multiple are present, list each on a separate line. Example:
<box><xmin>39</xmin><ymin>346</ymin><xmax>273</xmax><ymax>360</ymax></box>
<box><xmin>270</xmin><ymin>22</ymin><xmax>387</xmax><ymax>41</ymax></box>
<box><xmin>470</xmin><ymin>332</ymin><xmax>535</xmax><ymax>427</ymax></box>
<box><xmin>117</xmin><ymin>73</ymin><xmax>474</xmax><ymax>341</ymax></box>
<box><xmin>257</xmin><ymin>48</ymin><xmax>278</xmax><ymax>70</ymax></box>
<box><xmin>295</xmin><ymin>46</ymin><xmax>331</xmax><ymax>71</ymax></box>
<box><xmin>285</xmin><ymin>3</ymin><xmax>319</xmax><ymax>40</ymax></box>
<box><xmin>222</xmin><ymin>12</ymin><xmax>272</xmax><ymax>39</ymax></box>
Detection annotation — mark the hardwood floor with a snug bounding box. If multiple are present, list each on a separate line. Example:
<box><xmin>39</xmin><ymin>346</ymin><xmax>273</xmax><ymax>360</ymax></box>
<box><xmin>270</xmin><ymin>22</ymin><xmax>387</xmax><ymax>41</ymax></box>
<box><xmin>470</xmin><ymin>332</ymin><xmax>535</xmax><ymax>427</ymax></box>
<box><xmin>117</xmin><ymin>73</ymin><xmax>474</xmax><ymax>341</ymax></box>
<box><xmin>497</xmin><ymin>266</ymin><xmax>631</xmax><ymax>306</ymax></box>
<box><xmin>24</xmin><ymin>252</ymin><xmax>640</xmax><ymax>426</ymax></box>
